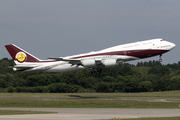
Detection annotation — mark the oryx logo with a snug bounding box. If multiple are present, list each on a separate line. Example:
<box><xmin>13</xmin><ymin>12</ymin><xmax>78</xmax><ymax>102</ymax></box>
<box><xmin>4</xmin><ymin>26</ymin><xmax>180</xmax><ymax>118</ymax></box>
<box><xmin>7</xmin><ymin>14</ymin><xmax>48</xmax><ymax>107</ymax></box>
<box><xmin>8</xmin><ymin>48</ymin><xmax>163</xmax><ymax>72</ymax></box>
<box><xmin>16</xmin><ymin>52</ymin><xmax>26</xmax><ymax>63</ymax></box>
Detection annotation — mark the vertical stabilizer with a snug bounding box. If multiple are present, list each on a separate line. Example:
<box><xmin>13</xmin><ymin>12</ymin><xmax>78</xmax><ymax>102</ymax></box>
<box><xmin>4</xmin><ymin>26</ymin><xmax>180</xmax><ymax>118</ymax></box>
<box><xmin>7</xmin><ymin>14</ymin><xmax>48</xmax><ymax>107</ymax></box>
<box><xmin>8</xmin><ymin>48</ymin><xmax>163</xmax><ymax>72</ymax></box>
<box><xmin>5</xmin><ymin>44</ymin><xmax>41</xmax><ymax>64</ymax></box>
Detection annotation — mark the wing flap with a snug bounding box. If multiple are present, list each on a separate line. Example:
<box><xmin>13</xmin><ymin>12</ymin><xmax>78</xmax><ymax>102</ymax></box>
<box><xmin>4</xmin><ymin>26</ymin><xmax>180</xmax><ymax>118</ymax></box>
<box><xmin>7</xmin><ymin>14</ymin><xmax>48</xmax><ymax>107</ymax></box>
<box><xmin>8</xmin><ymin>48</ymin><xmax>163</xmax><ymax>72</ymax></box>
<box><xmin>48</xmin><ymin>57</ymin><xmax>80</xmax><ymax>65</ymax></box>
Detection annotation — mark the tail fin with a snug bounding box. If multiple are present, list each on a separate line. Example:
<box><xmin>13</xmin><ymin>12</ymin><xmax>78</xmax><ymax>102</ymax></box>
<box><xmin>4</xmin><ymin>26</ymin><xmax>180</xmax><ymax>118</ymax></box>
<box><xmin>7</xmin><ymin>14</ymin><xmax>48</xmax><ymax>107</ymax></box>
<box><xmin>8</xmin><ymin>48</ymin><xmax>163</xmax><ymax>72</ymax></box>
<box><xmin>5</xmin><ymin>44</ymin><xmax>41</xmax><ymax>64</ymax></box>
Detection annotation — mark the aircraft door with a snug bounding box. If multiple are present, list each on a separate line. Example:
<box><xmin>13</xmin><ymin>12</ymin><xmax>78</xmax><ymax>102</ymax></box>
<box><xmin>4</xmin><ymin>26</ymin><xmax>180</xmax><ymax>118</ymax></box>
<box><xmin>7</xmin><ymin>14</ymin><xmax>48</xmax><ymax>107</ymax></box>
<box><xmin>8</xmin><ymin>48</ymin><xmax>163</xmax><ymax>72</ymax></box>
<box><xmin>123</xmin><ymin>51</ymin><xmax>127</xmax><ymax>56</ymax></box>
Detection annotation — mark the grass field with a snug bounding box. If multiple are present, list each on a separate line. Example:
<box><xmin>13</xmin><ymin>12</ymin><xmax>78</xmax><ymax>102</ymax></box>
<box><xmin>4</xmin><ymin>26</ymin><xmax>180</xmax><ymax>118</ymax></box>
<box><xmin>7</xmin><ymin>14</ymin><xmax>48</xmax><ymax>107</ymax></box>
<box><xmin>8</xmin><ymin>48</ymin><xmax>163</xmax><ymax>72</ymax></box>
<box><xmin>0</xmin><ymin>91</ymin><xmax>179</xmax><ymax>118</ymax></box>
<box><xmin>0</xmin><ymin>110</ymin><xmax>56</xmax><ymax>115</ymax></box>
<box><xmin>0</xmin><ymin>91</ymin><xmax>180</xmax><ymax>108</ymax></box>
<box><xmin>1</xmin><ymin>90</ymin><xmax>180</xmax><ymax>98</ymax></box>
<box><xmin>0</xmin><ymin>98</ymin><xmax>179</xmax><ymax>108</ymax></box>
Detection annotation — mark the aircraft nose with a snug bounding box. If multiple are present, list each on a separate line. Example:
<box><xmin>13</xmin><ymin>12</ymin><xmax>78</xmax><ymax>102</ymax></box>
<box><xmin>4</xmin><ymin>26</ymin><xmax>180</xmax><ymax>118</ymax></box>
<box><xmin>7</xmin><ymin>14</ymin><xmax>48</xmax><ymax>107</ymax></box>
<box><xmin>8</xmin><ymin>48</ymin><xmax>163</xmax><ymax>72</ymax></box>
<box><xmin>171</xmin><ymin>43</ymin><xmax>176</xmax><ymax>49</ymax></box>
<box><xmin>169</xmin><ymin>42</ymin><xmax>176</xmax><ymax>50</ymax></box>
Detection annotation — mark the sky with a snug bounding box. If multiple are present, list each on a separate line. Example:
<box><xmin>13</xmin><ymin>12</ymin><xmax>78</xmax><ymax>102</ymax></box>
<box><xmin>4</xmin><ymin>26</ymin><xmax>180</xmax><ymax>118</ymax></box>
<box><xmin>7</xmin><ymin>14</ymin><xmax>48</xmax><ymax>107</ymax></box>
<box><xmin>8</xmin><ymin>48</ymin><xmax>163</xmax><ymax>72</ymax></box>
<box><xmin>0</xmin><ymin>0</ymin><xmax>180</xmax><ymax>65</ymax></box>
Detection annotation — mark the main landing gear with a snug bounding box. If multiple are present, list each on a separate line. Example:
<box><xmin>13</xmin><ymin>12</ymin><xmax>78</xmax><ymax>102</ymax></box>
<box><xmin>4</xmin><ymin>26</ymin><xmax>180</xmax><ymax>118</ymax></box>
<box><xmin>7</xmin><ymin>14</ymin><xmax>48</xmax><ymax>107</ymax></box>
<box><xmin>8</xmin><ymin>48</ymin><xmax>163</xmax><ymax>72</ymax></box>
<box><xmin>89</xmin><ymin>68</ymin><xmax>95</xmax><ymax>74</ymax></box>
<box><xmin>89</xmin><ymin>68</ymin><xmax>102</xmax><ymax>74</ymax></box>
<box><xmin>159</xmin><ymin>55</ymin><xmax>162</xmax><ymax>62</ymax></box>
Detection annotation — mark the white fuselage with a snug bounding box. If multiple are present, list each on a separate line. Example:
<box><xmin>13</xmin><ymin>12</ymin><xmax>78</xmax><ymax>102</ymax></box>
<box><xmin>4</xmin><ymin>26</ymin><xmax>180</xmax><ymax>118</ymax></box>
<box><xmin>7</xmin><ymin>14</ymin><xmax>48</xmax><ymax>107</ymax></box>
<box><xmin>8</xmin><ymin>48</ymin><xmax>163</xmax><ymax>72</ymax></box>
<box><xmin>11</xmin><ymin>38</ymin><xmax>175</xmax><ymax>72</ymax></box>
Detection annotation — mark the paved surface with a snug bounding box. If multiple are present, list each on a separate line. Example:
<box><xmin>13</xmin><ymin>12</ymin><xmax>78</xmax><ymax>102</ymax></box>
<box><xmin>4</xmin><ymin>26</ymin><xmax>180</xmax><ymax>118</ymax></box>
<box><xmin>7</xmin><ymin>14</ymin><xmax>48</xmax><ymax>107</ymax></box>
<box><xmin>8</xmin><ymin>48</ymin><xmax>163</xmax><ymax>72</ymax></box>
<box><xmin>0</xmin><ymin>108</ymin><xmax>180</xmax><ymax>120</ymax></box>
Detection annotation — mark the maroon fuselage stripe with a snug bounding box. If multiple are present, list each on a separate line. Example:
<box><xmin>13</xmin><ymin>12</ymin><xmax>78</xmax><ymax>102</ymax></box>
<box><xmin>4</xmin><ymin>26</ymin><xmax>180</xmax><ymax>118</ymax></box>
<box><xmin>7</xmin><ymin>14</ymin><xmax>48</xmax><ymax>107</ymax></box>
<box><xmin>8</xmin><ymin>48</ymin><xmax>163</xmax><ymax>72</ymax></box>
<box><xmin>34</xmin><ymin>49</ymin><xmax>168</xmax><ymax>63</ymax></box>
<box><xmin>70</xmin><ymin>49</ymin><xmax>169</xmax><ymax>59</ymax></box>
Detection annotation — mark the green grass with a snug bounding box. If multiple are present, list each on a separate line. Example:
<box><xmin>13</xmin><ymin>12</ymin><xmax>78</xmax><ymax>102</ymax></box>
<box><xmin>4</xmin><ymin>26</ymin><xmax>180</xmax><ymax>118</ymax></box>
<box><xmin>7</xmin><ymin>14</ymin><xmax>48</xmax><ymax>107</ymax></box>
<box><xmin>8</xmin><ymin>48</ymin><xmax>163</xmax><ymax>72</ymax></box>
<box><xmin>119</xmin><ymin>117</ymin><xmax>180</xmax><ymax>120</ymax></box>
<box><xmin>0</xmin><ymin>110</ymin><xmax>56</xmax><ymax>115</ymax></box>
<box><xmin>0</xmin><ymin>98</ymin><xmax>180</xmax><ymax>108</ymax></box>
<box><xmin>0</xmin><ymin>91</ymin><xmax>180</xmax><ymax>108</ymax></box>
<box><xmin>1</xmin><ymin>90</ymin><xmax>180</xmax><ymax>98</ymax></box>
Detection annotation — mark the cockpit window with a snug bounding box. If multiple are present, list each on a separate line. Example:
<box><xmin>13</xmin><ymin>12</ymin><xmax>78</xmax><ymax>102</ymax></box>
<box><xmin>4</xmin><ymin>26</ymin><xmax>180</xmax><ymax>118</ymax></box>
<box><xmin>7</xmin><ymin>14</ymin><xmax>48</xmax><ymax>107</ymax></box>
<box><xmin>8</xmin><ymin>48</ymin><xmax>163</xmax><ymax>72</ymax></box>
<box><xmin>160</xmin><ymin>39</ymin><xmax>164</xmax><ymax>41</ymax></box>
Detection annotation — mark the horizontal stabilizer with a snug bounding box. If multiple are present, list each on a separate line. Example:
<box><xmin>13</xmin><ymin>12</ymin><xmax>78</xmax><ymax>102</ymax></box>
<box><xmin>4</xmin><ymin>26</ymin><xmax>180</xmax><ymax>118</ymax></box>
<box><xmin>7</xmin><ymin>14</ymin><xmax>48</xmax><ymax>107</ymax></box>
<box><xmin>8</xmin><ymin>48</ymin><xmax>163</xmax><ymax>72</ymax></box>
<box><xmin>14</xmin><ymin>65</ymin><xmax>36</xmax><ymax>68</ymax></box>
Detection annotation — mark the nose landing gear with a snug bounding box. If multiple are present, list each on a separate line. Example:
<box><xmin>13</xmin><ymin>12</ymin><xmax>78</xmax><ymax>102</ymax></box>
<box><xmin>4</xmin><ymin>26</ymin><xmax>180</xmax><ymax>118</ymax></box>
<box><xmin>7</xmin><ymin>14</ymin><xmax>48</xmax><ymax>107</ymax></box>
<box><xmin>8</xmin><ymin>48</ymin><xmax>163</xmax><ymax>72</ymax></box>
<box><xmin>159</xmin><ymin>55</ymin><xmax>162</xmax><ymax>62</ymax></box>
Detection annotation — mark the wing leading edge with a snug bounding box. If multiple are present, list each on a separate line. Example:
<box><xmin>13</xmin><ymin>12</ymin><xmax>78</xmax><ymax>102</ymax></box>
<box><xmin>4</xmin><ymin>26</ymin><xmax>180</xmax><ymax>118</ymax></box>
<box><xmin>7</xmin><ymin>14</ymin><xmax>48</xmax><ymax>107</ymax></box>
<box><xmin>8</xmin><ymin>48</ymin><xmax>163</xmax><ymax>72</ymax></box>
<box><xmin>48</xmin><ymin>57</ymin><xmax>120</xmax><ymax>67</ymax></box>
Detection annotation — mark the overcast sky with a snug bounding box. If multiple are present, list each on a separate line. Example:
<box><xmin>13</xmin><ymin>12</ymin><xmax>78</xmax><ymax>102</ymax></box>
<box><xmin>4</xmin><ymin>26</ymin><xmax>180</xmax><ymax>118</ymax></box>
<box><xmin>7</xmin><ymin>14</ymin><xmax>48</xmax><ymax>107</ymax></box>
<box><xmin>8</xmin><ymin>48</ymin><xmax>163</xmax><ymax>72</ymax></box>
<box><xmin>1</xmin><ymin>0</ymin><xmax>179</xmax><ymax>65</ymax></box>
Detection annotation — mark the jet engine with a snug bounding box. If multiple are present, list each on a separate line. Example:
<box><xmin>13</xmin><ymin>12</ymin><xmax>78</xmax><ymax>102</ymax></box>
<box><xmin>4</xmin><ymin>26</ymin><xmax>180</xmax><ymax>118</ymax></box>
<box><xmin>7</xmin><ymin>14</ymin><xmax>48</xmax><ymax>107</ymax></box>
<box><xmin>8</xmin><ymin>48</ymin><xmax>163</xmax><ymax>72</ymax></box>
<box><xmin>81</xmin><ymin>59</ymin><xmax>96</xmax><ymax>67</ymax></box>
<box><xmin>101</xmin><ymin>59</ymin><xmax>117</xmax><ymax>67</ymax></box>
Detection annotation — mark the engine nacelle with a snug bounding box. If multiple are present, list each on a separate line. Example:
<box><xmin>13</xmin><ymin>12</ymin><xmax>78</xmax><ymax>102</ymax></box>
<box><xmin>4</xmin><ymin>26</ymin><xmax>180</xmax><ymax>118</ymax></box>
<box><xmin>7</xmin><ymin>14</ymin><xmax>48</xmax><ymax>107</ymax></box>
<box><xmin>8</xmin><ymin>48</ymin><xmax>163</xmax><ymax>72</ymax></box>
<box><xmin>101</xmin><ymin>59</ymin><xmax>117</xmax><ymax>67</ymax></box>
<box><xmin>81</xmin><ymin>59</ymin><xmax>96</xmax><ymax>67</ymax></box>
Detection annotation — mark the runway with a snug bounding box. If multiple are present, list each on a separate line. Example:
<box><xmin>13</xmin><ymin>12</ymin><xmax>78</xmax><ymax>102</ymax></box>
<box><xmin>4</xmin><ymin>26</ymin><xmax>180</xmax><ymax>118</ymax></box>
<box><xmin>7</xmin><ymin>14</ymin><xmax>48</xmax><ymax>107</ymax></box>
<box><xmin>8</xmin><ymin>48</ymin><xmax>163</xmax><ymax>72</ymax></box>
<box><xmin>0</xmin><ymin>108</ymin><xmax>180</xmax><ymax>120</ymax></box>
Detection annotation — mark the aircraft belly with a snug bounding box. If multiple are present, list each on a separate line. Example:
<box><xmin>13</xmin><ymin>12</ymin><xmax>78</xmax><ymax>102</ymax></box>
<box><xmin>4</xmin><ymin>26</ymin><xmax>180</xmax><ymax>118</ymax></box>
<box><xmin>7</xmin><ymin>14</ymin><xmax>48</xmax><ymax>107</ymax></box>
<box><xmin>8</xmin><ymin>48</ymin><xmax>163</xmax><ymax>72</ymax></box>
<box><xmin>117</xmin><ymin>55</ymin><xmax>140</xmax><ymax>62</ymax></box>
<box><xmin>46</xmin><ymin>64</ymin><xmax>84</xmax><ymax>72</ymax></box>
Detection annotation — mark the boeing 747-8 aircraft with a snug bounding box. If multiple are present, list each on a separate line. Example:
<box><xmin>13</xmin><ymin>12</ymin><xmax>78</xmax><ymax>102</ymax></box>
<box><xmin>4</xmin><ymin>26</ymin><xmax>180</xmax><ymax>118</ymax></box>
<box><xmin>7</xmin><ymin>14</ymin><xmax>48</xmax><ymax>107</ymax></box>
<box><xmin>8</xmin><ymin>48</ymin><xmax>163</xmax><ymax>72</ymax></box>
<box><xmin>5</xmin><ymin>38</ymin><xmax>175</xmax><ymax>73</ymax></box>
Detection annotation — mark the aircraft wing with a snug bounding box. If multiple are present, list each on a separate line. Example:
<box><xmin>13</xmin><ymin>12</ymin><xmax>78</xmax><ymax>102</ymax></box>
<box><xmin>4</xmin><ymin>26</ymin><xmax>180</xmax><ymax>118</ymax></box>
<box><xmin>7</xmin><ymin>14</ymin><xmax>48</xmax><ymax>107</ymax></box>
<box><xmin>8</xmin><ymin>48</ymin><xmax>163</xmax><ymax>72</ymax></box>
<box><xmin>48</xmin><ymin>57</ymin><xmax>118</xmax><ymax>67</ymax></box>
<box><xmin>48</xmin><ymin>56</ymin><xmax>135</xmax><ymax>64</ymax></box>
<box><xmin>48</xmin><ymin>57</ymin><xmax>81</xmax><ymax>66</ymax></box>
<box><xmin>14</xmin><ymin>65</ymin><xmax>35</xmax><ymax>69</ymax></box>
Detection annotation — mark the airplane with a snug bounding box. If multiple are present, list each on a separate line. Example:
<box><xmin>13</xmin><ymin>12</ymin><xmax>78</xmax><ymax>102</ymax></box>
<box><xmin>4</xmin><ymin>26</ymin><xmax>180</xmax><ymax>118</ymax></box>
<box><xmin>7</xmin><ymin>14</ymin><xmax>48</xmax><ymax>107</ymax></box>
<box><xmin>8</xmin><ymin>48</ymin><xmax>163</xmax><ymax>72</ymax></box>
<box><xmin>5</xmin><ymin>38</ymin><xmax>175</xmax><ymax>73</ymax></box>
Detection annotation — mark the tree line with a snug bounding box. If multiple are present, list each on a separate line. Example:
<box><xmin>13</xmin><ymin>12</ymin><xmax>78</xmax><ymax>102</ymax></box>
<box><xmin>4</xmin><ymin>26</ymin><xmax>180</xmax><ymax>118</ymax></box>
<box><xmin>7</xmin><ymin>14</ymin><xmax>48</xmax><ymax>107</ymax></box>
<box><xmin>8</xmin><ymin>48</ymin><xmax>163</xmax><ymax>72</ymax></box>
<box><xmin>0</xmin><ymin>58</ymin><xmax>180</xmax><ymax>93</ymax></box>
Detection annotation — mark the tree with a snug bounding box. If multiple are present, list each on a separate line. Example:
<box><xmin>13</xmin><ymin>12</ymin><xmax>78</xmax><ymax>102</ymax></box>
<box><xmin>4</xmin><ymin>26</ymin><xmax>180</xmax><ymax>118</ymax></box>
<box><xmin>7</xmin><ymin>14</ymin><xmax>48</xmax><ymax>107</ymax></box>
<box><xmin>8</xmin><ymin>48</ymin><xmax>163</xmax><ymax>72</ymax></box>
<box><xmin>95</xmin><ymin>82</ymin><xmax>111</xmax><ymax>92</ymax></box>
<box><xmin>116</xmin><ymin>75</ymin><xmax>125</xmax><ymax>83</ymax></box>
<box><xmin>118</xmin><ymin>66</ymin><xmax>133</xmax><ymax>76</ymax></box>
<box><xmin>61</xmin><ymin>72</ymin><xmax>79</xmax><ymax>85</ymax></box>
<box><xmin>160</xmin><ymin>75</ymin><xmax>171</xmax><ymax>91</ymax></box>
<box><xmin>4</xmin><ymin>73</ymin><xmax>16</xmax><ymax>87</ymax></box>
<box><xmin>15</xmin><ymin>78</ymin><xmax>26</xmax><ymax>87</ymax></box>
<box><xmin>123</xmin><ymin>76</ymin><xmax>139</xmax><ymax>92</ymax></box>
<box><xmin>67</xmin><ymin>85</ymin><xmax>81</xmax><ymax>93</ymax></box>
<box><xmin>48</xmin><ymin>83</ymin><xmax>68</xmax><ymax>93</ymax></box>
<box><xmin>27</xmin><ymin>75</ymin><xmax>39</xmax><ymax>87</ymax></box>
<box><xmin>148</xmin><ymin>67</ymin><xmax>159</xmax><ymax>75</ymax></box>
<box><xmin>114</xmin><ymin>81</ymin><xmax>124</xmax><ymax>92</ymax></box>
<box><xmin>78</xmin><ymin>77</ymin><xmax>97</xmax><ymax>89</ymax></box>
<box><xmin>170</xmin><ymin>76</ymin><xmax>180</xmax><ymax>90</ymax></box>
<box><xmin>0</xmin><ymin>79</ymin><xmax>7</xmax><ymax>88</ymax></box>
<box><xmin>138</xmin><ymin>81</ymin><xmax>153</xmax><ymax>92</ymax></box>
<box><xmin>103</xmin><ymin>76</ymin><xmax>116</xmax><ymax>83</ymax></box>
<box><xmin>7</xmin><ymin>86</ymin><xmax>14</xmax><ymax>93</ymax></box>
<box><xmin>159</xmin><ymin>66</ymin><xmax>170</xmax><ymax>75</ymax></box>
